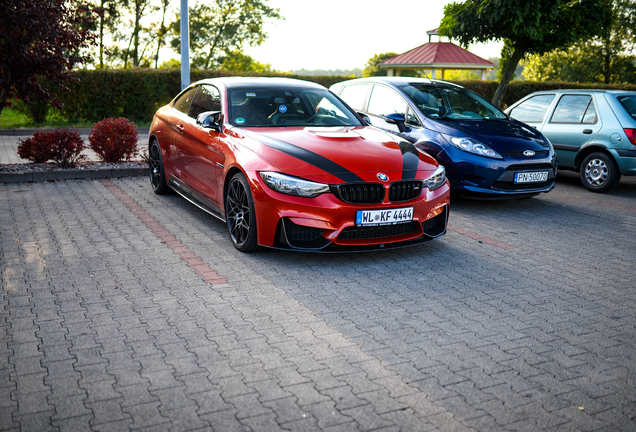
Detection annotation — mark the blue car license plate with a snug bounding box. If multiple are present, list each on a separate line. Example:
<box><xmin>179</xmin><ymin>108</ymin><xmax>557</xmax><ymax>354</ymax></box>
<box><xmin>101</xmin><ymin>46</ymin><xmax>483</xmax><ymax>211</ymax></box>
<box><xmin>514</xmin><ymin>171</ymin><xmax>548</xmax><ymax>183</ymax></box>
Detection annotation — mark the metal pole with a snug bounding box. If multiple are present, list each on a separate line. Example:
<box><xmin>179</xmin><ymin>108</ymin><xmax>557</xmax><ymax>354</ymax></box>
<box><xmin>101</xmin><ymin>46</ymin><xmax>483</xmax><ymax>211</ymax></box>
<box><xmin>180</xmin><ymin>0</ymin><xmax>190</xmax><ymax>90</ymax></box>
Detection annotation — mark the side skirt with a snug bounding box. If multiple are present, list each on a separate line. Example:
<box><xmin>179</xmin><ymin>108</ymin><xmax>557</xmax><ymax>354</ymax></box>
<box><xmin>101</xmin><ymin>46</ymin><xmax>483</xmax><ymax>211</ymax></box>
<box><xmin>168</xmin><ymin>176</ymin><xmax>226</xmax><ymax>222</ymax></box>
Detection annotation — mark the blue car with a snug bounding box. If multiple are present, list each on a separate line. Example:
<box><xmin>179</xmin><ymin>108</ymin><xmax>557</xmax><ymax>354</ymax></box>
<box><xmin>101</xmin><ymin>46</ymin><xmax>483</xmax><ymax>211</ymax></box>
<box><xmin>330</xmin><ymin>77</ymin><xmax>557</xmax><ymax>199</ymax></box>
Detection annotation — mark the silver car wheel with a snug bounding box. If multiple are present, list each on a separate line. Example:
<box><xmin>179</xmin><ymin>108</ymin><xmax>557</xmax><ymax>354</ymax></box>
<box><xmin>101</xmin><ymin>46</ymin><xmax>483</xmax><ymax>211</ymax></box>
<box><xmin>584</xmin><ymin>158</ymin><xmax>609</xmax><ymax>186</ymax></box>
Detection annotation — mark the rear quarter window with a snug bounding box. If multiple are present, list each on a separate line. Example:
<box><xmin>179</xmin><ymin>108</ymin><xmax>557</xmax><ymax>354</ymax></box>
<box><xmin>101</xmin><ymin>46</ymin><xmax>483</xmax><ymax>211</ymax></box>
<box><xmin>617</xmin><ymin>96</ymin><xmax>636</xmax><ymax>121</ymax></box>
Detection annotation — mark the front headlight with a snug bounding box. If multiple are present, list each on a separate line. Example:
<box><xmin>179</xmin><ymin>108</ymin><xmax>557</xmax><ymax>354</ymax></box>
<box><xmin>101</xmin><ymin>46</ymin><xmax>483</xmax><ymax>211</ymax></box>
<box><xmin>260</xmin><ymin>172</ymin><xmax>330</xmax><ymax>198</ymax></box>
<box><xmin>442</xmin><ymin>134</ymin><xmax>503</xmax><ymax>159</ymax></box>
<box><xmin>423</xmin><ymin>165</ymin><xmax>446</xmax><ymax>190</ymax></box>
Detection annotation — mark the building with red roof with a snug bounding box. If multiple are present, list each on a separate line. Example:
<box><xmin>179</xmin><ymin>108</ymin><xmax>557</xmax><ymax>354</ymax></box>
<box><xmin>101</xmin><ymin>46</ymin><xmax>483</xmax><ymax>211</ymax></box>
<box><xmin>380</xmin><ymin>29</ymin><xmax>495</xmax><ymax>80</ymax></box>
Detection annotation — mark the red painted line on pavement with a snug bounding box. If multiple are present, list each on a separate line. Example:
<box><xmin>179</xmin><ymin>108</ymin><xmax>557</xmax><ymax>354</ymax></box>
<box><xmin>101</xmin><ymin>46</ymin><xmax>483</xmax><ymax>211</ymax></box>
<box><xmin>447</xmin><ymin>225</ymin><xmax>515</xmax><ymax>250</ymax></box>
<box><xmin>552</xmin><ymin>192</ymin><xmax>636</xmax><ymax>213</ymax></box>
<box><xmin>101</xmin><ymin>179</ymin><xmax>227</xmax><ymax>284</ymax></box>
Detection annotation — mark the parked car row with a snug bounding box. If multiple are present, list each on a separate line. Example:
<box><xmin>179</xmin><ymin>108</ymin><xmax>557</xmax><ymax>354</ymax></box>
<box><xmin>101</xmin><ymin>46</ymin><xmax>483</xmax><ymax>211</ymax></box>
<box><xmin>148</xmin><ymin>76</ymin><xmax>635</xmax><ymax>253</ymax></box>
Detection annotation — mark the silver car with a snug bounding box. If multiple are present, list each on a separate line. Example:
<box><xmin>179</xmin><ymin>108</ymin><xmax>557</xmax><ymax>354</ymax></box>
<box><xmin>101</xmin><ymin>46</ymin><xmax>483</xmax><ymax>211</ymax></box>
<box><xmin>506</xmin><ymin>90</ymin><xmax>636</xmax><ymax>192</ymax></box>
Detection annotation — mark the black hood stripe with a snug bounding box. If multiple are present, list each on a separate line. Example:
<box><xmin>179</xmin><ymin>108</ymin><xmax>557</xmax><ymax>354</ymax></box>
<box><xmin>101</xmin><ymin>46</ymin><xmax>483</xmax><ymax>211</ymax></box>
<box><xmin>398</xmin><ymin>141</ymin><xmax>420</xmax><ymax>180</ymax></box>
<box><xmin>240</xmin><ymin>129</ymin><xmax>364</xmax><ymax>183</ymax></box>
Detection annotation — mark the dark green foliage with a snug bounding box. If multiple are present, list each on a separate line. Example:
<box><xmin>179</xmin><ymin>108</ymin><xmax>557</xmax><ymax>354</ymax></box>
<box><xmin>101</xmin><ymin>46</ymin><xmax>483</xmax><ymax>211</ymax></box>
<box><xmin>452</xmin><ymin>80</ymin><xmax>636</xmax><ymax>108</ymax></box>
<box><xmin>440</xmin><ymin>0</ymin><xmax>610</xmax><ymax>106</ymax></box>
<box><xmin>52</xmin><ymin>69</ymin><xmax>636</xmax><ymax>124</ymax></box>
<box><xmin>12</xmin><ymin>94</ymin><xmax>50</xmax><ymax>124</ymax></box>
<box><xmin>56</xmin><ymin>69</ymin><xmax>350</xmax><ymax>123</ymax></box>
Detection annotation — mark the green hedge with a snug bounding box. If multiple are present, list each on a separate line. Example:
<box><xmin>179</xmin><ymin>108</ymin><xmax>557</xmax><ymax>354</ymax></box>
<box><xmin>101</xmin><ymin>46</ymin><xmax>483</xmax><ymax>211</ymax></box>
<box><xmin>450</xmin><ymin>80</ymin><xmax>636</xmax><ymax>108</ymax></box>
<box><xmin>58</xmin><ymin>69</ymin><xmax>349</xmax><ymax>123</ymax></box>
<box><xmin>57</xmin><ymin>69</ymin><xmax>636</xmax><ymax>123</ymax></box>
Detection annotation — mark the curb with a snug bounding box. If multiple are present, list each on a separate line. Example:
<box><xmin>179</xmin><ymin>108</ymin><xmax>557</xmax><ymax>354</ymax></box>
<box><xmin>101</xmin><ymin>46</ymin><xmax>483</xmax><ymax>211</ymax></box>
<box><xmin>0</xmin><ymin>167</ymin><xmax>148</xmax><ymax>183</ymax></box>
<box><xmin>0</xmin><ymin>127</ymin><xmax>150</xmax><ymax>136</ymax></box>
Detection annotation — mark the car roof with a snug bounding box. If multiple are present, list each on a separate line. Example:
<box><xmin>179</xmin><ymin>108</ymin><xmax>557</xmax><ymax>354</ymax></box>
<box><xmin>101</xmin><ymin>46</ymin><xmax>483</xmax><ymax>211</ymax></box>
<box><xmin>190</xmin><ymin>76</ymin><xmax>327</xmax><ymax>91</ymax></box>
<box><xmin>525</xmin><ymin>89</ymin><xmax>636</xmax><ymax>95</ymax></box>
<box><xmin>332</xmin><ymin>76</ymin><xmax>433</xmax><ymax>86</ymax></box>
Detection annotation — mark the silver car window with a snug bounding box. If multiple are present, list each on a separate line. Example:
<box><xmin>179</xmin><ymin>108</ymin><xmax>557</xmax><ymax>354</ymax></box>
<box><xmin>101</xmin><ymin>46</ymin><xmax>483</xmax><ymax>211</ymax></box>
<box><xmin>368</xmin><ymin>85</ymin><xmax>407</xmax><ymax>118</ymax></box>
<box><xmin>550</xmin><ymin>95</ymin><xmax>594</xmax><ymax>124</ymax></box>
<box><xmin>339</xmin><ymin>84</ymin><xmax>370</xmax><ymax>111</ymax></box>
<box><xmin>509</xmin><ymin>94</ymin><xmax>554</xmax><ymax>123</ymax></box>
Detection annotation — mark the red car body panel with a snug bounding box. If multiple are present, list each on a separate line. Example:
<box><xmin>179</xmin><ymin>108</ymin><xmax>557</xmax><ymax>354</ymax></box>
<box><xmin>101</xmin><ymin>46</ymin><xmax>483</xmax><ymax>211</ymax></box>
<box><xmin>149</xmin><ymin>77</ymin><xmax>450</xmax><ymax>252</ymax></box>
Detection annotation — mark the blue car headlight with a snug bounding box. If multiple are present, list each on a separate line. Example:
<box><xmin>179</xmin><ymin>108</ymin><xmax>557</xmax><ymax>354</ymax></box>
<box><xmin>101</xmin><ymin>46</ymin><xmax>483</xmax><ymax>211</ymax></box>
<box><xmin>423</xmin><ymin>165</ymin><xmax>446</xmax><ymax>190</ymax></box>
<box><xmin>442</xmin><ymin>134</ymin><xmax>503</xmax><ymax>159</ymax></box>
<box><xmin>260</xmin><ymin>172</ymin><xmax>330</xmax><ymax>198</ymax></box>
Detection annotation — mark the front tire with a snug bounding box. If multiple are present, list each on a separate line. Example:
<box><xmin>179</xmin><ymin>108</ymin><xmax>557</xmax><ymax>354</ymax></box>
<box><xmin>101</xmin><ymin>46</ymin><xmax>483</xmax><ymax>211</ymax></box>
<box><xmin>580</xmin><ymin>152</ymin><xmax>620</xmax><ymax>193</ymax></box>
<box><xmin>149</xmin><ymin>139</ymin><xmax>170</xmax><ymax>194</ymax></box>
<box><xmin>225</xmin><ymin>173</ymin><xmax>259</xmax><ymax>252</ymax></box>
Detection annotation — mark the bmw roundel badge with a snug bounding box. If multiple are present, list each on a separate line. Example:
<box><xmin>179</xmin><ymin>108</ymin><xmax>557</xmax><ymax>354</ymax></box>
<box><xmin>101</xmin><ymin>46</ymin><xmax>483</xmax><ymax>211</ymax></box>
<box><xmin>377</xmin><ymin>173</ymin><xmax>389</xmax><ymax>182</ymax></box>
<box><xmin>523</xmin><ymin>149</ymin><xmax>536</xmax><ymax>157</ymax></box>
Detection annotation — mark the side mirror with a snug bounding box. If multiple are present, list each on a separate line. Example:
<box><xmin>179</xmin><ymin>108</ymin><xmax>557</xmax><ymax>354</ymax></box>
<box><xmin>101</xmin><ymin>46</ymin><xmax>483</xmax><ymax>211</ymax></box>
<box><xmin>196</xmin><ymin>111</ymin><xmax>222</xmax><ymax>132</ymax></box>
<box><xmin>384</xmin><ymin>113</ymin><xmax>406</xmax><ymax>133</ymax></box>
<box><xmin>357</xmin><ymin>112</ymin><xmax>371</xmax><ymax>125</ymax></box>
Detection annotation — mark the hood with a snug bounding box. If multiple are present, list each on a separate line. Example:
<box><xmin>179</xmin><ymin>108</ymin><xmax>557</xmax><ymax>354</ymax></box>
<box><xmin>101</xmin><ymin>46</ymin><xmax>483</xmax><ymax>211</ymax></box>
<box><xmin>433</xmin><ymin>119</ymin><xmax>549</xmax><ymax>152</ymax></box>
<box><xmin>231</xmin><ymin>126</ymin><xmax>439</xmax><ymax>183</ymax></box>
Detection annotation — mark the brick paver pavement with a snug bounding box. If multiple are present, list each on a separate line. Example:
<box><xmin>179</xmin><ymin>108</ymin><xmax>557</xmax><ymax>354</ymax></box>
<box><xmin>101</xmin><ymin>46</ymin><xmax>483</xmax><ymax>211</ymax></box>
<box><xmin>1</xmin><ymin>172</ymin><xmax>635</xmax><ymax>431</ymax></box>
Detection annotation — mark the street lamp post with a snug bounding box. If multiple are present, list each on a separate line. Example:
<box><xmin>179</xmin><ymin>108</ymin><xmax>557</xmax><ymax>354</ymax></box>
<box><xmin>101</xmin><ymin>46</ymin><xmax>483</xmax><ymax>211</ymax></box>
<box><xmin>180</xmin><ymin>0</ymin><xmax>190</xmax><ymax>90</ymax></box>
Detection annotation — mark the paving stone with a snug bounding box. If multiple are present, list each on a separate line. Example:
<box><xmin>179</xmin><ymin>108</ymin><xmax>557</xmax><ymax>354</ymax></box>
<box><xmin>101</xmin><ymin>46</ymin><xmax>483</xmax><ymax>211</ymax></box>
<box><xmin>2</xmin><ymin>174</ymin><xmax>636</xmax><ymax>431</ymax></box>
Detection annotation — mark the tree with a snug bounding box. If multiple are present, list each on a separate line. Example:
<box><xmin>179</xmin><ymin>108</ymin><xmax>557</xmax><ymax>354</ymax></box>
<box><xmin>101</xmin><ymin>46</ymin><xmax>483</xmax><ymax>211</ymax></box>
<box><xmin>153</xmin><ymin>0</ymin><xmax>170</xmax><ymax>68</ymax></box>
<box><xmin>170</xmin><ymin>0</ymin><xmax>282</xmax><ymax>70</ymax></box>
<box><xmin>523</xmin><ymin>43</ymin><xmax>636</xmax><ymax>83</ymax></box>
<box><xmin>595</xmin><ymin>0</ymin><xmax>636</xmax><ymax>83</ymax></box>
<box><xmin>523</xmin><ymin>0</ymin><xmax>636</xmax><ymax>84</ymax></box>
<box><xmin>440</xmin><ymin>0</ymin><xmax>609</xmax><ymax>107</ymax></box>
<box><xmin>363</xmin><ymin>53</ymin><xmax>419</xmax><ymax>77</ymax></box>
<box><xmin>0</xmin><ymin>0</ymin><xmax>96</xmax><ymax>116</ymax></box>
<box><xmin>86</xmin><ymin>0</ymin><xmax>123</xmax><ymax>68</ymax></box>
<box><xmin>219</xmin><ymin>50</ymin><xmax>271</xmax><ymax>73</ymax></box>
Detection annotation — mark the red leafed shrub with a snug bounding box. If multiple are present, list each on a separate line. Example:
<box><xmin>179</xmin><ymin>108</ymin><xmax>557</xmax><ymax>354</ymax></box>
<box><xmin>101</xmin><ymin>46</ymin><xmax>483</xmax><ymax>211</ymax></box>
<box><xmin>88</xmin><ymin>117</ymin><xmax>139</xmax><ymax>162</ymax></box>
<box><xmin>17</xmin><ymin>129</ymin><xmax>86</xmax><ymax>167</ymax></box>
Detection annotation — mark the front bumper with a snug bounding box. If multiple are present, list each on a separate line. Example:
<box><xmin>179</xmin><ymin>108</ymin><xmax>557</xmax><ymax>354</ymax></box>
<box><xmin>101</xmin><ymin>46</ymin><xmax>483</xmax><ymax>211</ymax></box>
<box><xmin>440</xmin><ymin>148</ymin><xmax>557</xmax><ymax>199</ymax></box>
<box><xmin>250</xmin><ymin>173</ymin><xmax>451</xmax><ymax>251</ymax></box>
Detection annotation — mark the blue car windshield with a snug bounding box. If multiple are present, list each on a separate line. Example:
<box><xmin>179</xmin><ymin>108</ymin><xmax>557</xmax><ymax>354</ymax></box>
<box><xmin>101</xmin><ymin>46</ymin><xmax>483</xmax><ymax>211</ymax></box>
<box><xmin>402</xmin><ymin>84</ymin><xmax>507</xmax><ymax>120</ymax></box>
<box><xmin>228</xmin><ymin>87</ymin><xmax>364</xmax><ymax>127</ymax></box>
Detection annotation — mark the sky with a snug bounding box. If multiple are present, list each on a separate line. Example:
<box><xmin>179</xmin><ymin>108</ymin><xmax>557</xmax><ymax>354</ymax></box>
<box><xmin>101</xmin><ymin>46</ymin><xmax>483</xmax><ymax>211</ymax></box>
<box><xmin>242</xmin><ymin>0</ymin><xmax>504</xmax><ymax>71</ymax></box>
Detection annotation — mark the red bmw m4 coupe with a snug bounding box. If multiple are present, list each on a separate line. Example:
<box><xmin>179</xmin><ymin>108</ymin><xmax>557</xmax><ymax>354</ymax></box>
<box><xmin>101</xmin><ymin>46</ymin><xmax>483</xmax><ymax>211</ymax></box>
<box><xmin>148</xmin><ymin>77</ymin><xmax>450</xmax><ymax>252</ymax></box>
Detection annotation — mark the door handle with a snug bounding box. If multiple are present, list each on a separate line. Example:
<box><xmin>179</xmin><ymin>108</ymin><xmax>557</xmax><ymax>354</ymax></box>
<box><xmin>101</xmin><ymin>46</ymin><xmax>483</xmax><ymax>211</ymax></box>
<box><xmin>175</xmin><ymin>124</ymin><xmax>184</xmax><ymax>133</ymax></box>
<box><xmin>583</xmin><ymin>129</ymin><xmax>593</xmax><ymax>134</ymax></box>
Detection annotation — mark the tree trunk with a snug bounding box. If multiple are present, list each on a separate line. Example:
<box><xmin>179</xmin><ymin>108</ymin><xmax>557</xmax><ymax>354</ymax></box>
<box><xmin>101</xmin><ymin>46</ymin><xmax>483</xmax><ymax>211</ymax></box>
<box><xmin>99</xmin><ymin>0</ymin><xmax>104</xmax><ymax>68</ymax></box>
<box><xmin>492</xmin><ymin>46</ymin><xmax>525</xmax><ymax>109</ymax></box>
<box><xmin>154</xmin><ymin>0</ymin><xmax>168</xmax><ymax>68</ymax></box>
<box><xmin>0</xmin><ymin>66</ymin><xmax>11</xmax><ymax>117</ymax></box>
<box><xmin>603</xmin><ymin>37</ymin><xmax>611</xmax><ymax>84</ymax></box>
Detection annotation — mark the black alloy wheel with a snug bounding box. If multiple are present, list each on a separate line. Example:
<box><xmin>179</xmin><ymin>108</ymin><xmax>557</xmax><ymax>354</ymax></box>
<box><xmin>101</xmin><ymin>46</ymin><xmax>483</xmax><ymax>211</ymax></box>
<box><xmin>149</xmin><ymin>140</ymin><xmax>170</xmax><ymax>194</ymax></box>
<box><xmin>225</xmin><ymin>173</ymin><xmax>259</xmax><ymax>252</ymax></box>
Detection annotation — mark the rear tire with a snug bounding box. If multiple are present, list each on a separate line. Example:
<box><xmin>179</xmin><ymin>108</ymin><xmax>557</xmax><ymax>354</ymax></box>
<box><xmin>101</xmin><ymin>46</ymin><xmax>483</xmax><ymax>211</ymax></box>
<box><xmin>149</xmin><ymin>139</ymin><xmax>170</xmax><ymax>194</ymax></box>
<box><xmin>225</xmin><ymin>173</ymin><xmax>259</xmax><ymax>252</ymax></box>
<box><xmin>580</xmin><ymin>152</ymin><xmax>620</xmax><ymax>193</ymax></box>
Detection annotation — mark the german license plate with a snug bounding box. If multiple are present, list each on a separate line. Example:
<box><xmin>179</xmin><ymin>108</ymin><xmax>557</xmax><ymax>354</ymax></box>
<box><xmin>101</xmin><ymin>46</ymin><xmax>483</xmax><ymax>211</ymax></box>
<box><xmin>514</xmin><ymin>171</ymin><xmax>548</xmax><ymax>183</ymax></box>
<box><xmin>356</xmin><ymin>207</ymin><xmax>413</xmax><ymax>226</ymax></box>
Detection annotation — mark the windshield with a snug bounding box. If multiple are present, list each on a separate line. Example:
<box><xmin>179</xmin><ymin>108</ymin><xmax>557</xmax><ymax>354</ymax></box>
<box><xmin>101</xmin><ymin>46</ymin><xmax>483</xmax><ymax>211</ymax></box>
<box><xmin>617</xmin><ymin>95</ymin><xmax>636</xmax><ymax>121</ymax></box>
<box><xmin>402</xmin><ymin>84</ymin><xmax>507</xmax><ymax>120</ymax></box>
<box><xmin>228</xmin><ymin>86</ymin><xmax>363</xmax><ymax>127</ymax></box>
